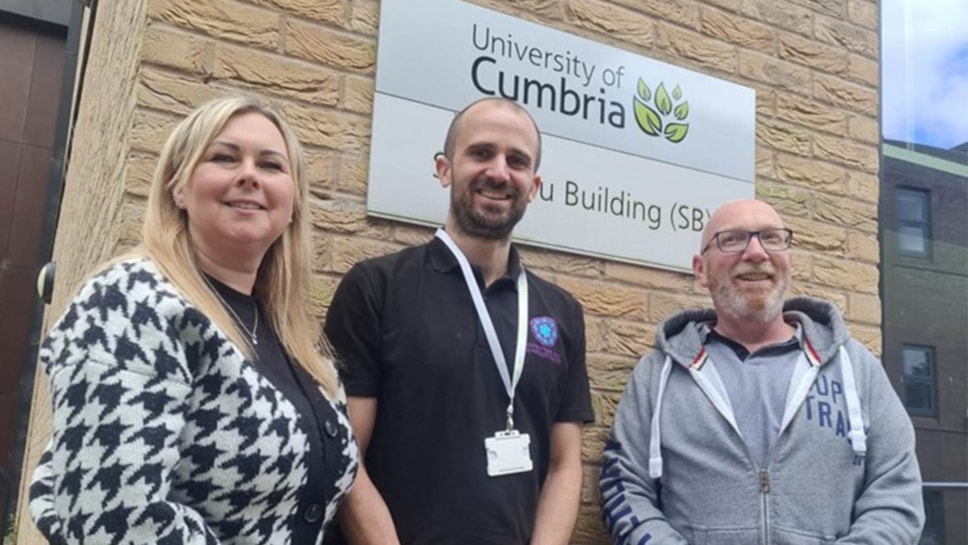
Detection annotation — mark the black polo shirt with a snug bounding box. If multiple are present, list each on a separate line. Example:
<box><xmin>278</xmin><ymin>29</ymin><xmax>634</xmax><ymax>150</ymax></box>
<box><xmin>324</xmin><ymin>236</ymin><xmax>594</xmax><ymax>545</ymax></box>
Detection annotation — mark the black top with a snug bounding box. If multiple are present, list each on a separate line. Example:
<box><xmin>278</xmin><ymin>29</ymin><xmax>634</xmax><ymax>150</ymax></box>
<box><xmin>209</xmin><ymin>276</ymin><xmax>352</xmax><ymax>543</ymax></box>
<box><xmin>703</xmin><ymin>326</ymin><xmax>801</xmax><ymax>361</ymax></box>
<box><xmin>323</xmin><ymin>237</ymin><xmax>594</xmax><ymax>545</ymax></box>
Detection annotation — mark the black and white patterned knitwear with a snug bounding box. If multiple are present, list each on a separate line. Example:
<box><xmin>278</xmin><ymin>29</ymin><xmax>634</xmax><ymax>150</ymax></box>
<box><xmin>29</xmin><ymin>258</ymin><xmax>359</xmax><ymax>544</ymax></box>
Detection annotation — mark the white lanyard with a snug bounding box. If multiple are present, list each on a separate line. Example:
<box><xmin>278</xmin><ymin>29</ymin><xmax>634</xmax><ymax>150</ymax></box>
<box><xmin>435</xmin><ymin>229</ymin><xmax>529</xmax><ymax>430</ymax></box>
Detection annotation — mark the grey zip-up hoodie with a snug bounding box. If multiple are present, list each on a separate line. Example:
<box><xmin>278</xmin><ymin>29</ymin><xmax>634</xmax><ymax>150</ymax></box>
<box><xmin>600</xmin><ymin>297</ymin><xmax>924</xmax><ymax>545</ymax></box>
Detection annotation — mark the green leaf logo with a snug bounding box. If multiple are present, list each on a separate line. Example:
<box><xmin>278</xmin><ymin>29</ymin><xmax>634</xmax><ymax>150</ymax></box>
<box><xmin>665</xmin><ymin>123</ymin><xmax>689</xmax><ymax>143</ymax></box>
<box><xmin>674</xmin><ymin>102</ymin><xmax>689</xmax><ymax>120</ymax></box>
<box><xmin>633</xmin><ymin>99</ymin><xmax>662</xmax><ymax>136</ymax></box>
<box><xmin>637</xmin><ymin>79</ymin><xmax>651</xmax><ymax>101</ymax></box>
<box><xmin>631</xmin><ymin>79</ymin><xmax>690</xmax><ymax>144</ymax></box>
<box><xmin>655</xmin><ymin>83</ymin><xmax>672</xmax><ymax>115</ymax></box>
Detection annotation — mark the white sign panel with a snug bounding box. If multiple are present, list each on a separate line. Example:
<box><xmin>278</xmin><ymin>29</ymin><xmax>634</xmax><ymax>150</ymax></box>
<box><xmin>368</xmin><ymin>0</ymin><xmax>756</xmax><ymax>271</ymax></box>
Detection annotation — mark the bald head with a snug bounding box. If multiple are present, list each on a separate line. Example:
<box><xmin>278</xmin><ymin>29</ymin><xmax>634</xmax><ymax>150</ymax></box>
<box><xmin>700</xmin><ymin>199</ymin><xmax>786</xmax><ymax>252</ymax></box>
<box><xmin>443</xmin><ymin>97</ymin><xmax>543</xmax><ymax>171</ymax></box>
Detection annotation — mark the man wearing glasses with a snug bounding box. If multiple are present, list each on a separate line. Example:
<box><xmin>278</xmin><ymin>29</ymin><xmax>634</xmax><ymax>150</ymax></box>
<box><xmin>600</xmin><ymin>199</ymin><xmax>924</xmax><ymax>545</ymax></box>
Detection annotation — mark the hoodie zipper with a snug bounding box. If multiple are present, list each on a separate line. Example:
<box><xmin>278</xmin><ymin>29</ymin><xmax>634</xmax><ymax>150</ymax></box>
<box><xmin>760</xmin><ymin>469</ymin><xmax>772</xmax><ymax>545</ymax></box>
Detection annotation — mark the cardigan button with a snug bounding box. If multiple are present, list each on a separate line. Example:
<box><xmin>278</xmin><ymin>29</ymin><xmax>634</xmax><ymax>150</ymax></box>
<box><xmin>303</xmin><ymin>503</ymin><xmax>323</xmax><ymax>523</ymax></box>
<box><xmin>324</xmin><ymin>419</ymin><xmax>338</xmax><ymax>438</ymax></box>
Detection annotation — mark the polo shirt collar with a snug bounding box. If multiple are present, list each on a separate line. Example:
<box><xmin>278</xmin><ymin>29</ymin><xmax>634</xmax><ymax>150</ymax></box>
<box><xmin>697</xmin><ymin>320</ymin><xmax>803</xmax><ymax>360</ymax></box>
<box><xmin>428</xmin><ymin>233</ymin><xmax>523</xmax><ymax>288</ymax></box>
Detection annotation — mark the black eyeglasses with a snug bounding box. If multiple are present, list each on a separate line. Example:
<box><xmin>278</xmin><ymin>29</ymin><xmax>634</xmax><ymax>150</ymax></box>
<box><xmin>701</xmin><ymin>228</ymin><xmax>794</xmax><ymax>254</ymax></box>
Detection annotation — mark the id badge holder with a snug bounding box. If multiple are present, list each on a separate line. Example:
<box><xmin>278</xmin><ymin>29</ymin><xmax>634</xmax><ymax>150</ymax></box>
<box><xmin>484</xmin><ymin>430</ymin><xmax>533</xmax><ymax>477</ymax></box>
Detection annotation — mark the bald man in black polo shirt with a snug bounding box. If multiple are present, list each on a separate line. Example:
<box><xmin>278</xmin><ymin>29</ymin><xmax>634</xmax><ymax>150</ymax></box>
<box><xmin>324</xmin><ymin>97</ymin><xmax>594</xmax><ymax>545</ymax></box>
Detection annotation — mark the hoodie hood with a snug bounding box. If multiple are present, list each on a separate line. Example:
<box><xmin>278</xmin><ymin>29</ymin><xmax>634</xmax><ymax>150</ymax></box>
<box><xmin>644</xmin><ymin>295</ymin><xmax>867</xmax><ymax>479</ymax></box>
<box><xmin>655</xmin><ymin>295</ymin><xmax>852</xmax><ymax>368</ymax></box>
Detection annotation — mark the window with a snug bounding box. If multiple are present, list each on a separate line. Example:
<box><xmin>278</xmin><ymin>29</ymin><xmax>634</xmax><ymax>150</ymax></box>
<box><xmin>902</xmin><ymin>344</ymin><xmax>936</xmax><ymax>416</ymax></box>
<box><xmin>920</xmin><ymin>489</ymin><xmax>945</xmax><ymax>545</ymax></box>
<box><xmin>882</xmin><ymin>3</ymin><xmax>968</xmax><ymax>542</ymax></box>
<box><xmin>896</xmin><ymin>188</ymin><xmax>931</xmax><ymax>257</ymax></box>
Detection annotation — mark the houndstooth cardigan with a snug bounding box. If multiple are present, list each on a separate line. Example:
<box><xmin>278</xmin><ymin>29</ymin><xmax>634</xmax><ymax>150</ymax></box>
<box><xmin>29</xmin><ymin>258</ymin><xmax>358</xmax><ymax>544</ymax></box>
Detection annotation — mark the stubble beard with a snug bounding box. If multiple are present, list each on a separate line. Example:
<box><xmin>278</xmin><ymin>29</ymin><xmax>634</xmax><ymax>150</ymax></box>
<box><xmin>451</xmin><ymin>178</ymin><xmax>527</xmax><ymax>240</ymax></box>
<box><xmin>712</xmin><ymin>270</ymin><xmax>788</xmax><ymax>324</ymax></box>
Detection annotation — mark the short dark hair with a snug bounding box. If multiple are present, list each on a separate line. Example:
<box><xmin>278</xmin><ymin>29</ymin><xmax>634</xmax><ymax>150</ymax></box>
<box><xmin>442</xmin><ymin>97</ymin><xmax>543</xmax><ymax>171</ymax></box>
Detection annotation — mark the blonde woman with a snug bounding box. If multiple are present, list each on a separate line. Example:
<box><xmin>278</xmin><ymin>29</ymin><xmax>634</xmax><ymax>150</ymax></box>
<box><xmin>29</xmin><ymin>95</ymin><xmax>358</xmax><ymax>544</ymax></box>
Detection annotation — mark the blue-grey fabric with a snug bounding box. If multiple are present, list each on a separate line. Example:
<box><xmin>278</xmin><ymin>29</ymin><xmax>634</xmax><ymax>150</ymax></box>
<box><xmin>701</xmin><ymin>323</ymin><xmax>802</xmax><ymax>467</ymax></box>
<box><xmin>600</xmin><ymin>297</ymin><xmax>924</xmax><ymax>545</ymax></box>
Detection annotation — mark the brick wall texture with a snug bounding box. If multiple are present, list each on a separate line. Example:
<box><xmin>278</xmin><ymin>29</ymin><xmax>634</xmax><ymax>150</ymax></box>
<box><xmin>19</xmin><ymin>0</ymin><xmax>881</xmax><ymax>543</ymax></box>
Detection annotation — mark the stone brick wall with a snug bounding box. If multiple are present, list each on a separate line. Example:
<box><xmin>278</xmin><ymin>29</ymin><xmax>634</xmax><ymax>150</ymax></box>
<box><xmin>18</xmin><ymin>0</ymin><xmax>881</xmax><ymax>543</ymax></box>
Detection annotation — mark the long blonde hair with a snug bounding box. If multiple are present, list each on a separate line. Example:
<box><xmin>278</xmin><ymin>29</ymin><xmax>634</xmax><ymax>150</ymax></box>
<box><xmin>132</xmin><ymin>94</ymin><xmax>337</xmax><ymax>396</ymax></box>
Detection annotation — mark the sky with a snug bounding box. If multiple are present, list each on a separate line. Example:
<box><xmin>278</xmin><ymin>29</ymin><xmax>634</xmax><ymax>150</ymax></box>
<box><xmin>881</xmin><ymin>0</ymin><xmax>968</xmax><ymax>150</ymax></box>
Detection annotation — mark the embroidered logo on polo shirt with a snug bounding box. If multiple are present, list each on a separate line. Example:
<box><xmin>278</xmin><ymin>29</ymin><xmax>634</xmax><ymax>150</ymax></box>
<box><xmin>528</xmin><ymin>316</ymin><xmax>562</xmax><ymax>364</ymax></box>
<box><xmin>530</xmin><ymin>317</ymin><xmax>558</xmax><ymax>347</ymax></box>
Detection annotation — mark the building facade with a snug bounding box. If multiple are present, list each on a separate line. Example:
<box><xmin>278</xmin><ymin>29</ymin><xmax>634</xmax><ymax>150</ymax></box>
<box><xmin>880</xmin><ymin>140</ymin><xmax>968</xmax><ymax>544</ymax></box>
<box><xmin>8</xmin><ymin>0</ymin><xmax>914</xmax><ymax>543</ymax></box>
<box><xmin>0</xmin><ymin>1</ymin><xmax>71</xmax><ymax>537</ymax></box>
